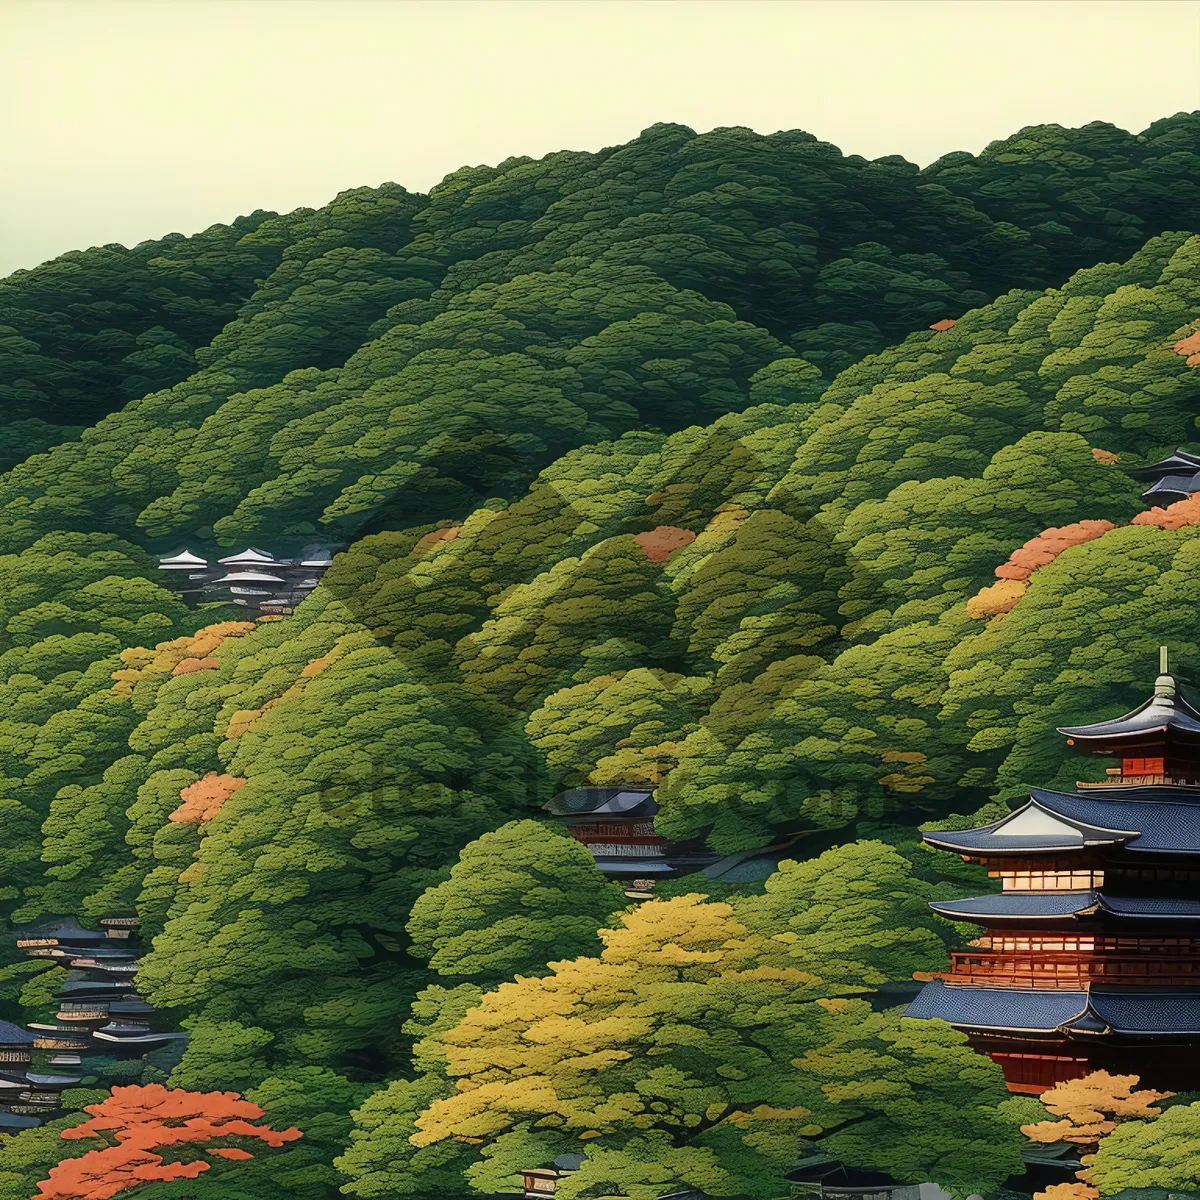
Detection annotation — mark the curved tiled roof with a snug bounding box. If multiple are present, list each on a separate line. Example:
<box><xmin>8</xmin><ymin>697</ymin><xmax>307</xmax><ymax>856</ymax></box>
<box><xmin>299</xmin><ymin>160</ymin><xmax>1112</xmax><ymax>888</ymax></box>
<box><xmin>1057</xmin><ymin>687</ymin><xmax>1200</xmax><ymax>742</ymax></box>
<box><xmin>0</xmin><ymin>1021</ymin><xmax>35</xmax><ymax>1046</ymax></box>
<box><xmin>1033</xmin><ymin>788</ymin><xmax>1200</xmax><ymax>853</ymax></box>
<box><xmin>905</xmin><ymin>982</ymin><xmax>1088</xmax><ymax>1031</ymax></box>
<box><xmin>1123</xmin><ymin>449</ymin><xmax>1200</xmax><ymax>481</ymax></box>
<box><xmin>1087</xmin><ymin>989</ymin><xmax>1200</xmax><ymax>1035</ymax></box>
<box><xmin>923</xmin><ymin>788</ymin><xmax>1200</xmax><ymax>856</ymax></box>
<box><xmin>1099</xmin><ymin>895</ymin><xmax>1200</xmax><ymax>918</ymax></box>
<box><xmin>907</xmin><ymin>982</ymin><xmax>1200</xmax><ymax>1036</ymax></box>
<box><xmin>922</xmin><ymin>799</ymin><xmax>1135</xmax><ymax>856</ymax></box>
<box><xmin>543</xmin><ymin>788</ymin><xmax>656</xmax><ymax>817</ymax></box>
<box><xmin>1141</xmin><ymin>474</ymin><xmax>1200</xmax><ymax>504</ymax></box>
<box><xmin>928</xmin><ymin>891</ymin><xmax>1099</xmax><ymax>921</ymax></box>
<box><xmin>929</xmin><ymin>890</ymin><xmax>1200</xmax><ymax>922</ymax></box>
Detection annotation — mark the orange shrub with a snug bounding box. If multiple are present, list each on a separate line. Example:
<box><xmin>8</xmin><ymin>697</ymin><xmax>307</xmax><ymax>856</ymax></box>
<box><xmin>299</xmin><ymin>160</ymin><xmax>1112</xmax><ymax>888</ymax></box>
<box><xmin>36</xmin><ymin>1084</ymin><xmax>301</xmax><ymax>1200</ymax></box>
<box><xmin>633</xmin><ymin>526</ymin><xmax>697</xmax><ymax>562</ymax></box>
<box><xmin>1174</xmin><ymin>327</ymin><xmax>1200</xmax><ymax>365</ymax></box>
<box><xmin>169</xmin><ymin>774</ymin><xmax>247</xmax><ymax>825</ymax></box>
<box><xmin>1131</xmin><ymin>493</ymin><xmax>1200</xmax><ymax>529</ymax></box>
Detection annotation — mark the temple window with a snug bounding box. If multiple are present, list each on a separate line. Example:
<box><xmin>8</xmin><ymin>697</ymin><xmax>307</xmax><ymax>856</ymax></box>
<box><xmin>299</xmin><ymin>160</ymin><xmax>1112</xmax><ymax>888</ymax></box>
<box><xmin>1122</xmin><ymin>756</ymin><xmax>1165</xmax><ymax>775</ymax></box>
<box><xmin>998</xmin><ymin>869</ymin><xmax>1104</xmax><ymax>891</ymax></box>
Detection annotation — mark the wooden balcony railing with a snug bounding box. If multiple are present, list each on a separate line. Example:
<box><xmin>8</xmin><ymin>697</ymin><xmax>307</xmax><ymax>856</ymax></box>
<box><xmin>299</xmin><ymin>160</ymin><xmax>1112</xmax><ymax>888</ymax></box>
<box><xmin>1077</xmin><ymin>775</ymin><xmax>1200</xmax><ymax>789</ymax></box>
<box><xmin>944</xmin><ymin>950</ymin><xmax>1200</xmax><ymax>988</ymax></box>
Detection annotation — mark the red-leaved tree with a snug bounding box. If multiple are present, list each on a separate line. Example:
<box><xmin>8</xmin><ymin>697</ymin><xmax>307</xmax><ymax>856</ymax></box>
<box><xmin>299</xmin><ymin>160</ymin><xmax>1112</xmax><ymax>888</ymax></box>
<box><xmin>36</xmin><ymin>1084</ymin><xmax>302</xmax><ymax>1200</ymax></box>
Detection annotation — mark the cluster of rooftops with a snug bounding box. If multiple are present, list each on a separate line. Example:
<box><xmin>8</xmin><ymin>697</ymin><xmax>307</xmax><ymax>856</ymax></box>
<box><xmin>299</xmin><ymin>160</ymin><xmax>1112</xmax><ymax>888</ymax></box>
<box><xmin>157</xmin><ymin>546</ymin><xmax>335</xmax><ymax>613</ymax></box>
<box><xmin>147</xmin><ymin>449</ymin><xmax>1200</xmax><ymax>621</ymax></box>
<box><xmin>0</xmin><ymin>916</ymin><xmax>181</xmax><ymax>1131</ymax></box>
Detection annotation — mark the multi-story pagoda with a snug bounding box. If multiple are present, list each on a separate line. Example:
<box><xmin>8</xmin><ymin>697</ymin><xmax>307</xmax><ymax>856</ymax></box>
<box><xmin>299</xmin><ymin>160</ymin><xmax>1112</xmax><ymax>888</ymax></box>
<box><xmin>907</xmin><ymin>650</ymin><xmax>1200</xmax><ymax>1093</ymax></box>
<box><xmin>7</xmin><ymin>914</ymin><xmax>187</xmax><ymax>1124</ymax></box>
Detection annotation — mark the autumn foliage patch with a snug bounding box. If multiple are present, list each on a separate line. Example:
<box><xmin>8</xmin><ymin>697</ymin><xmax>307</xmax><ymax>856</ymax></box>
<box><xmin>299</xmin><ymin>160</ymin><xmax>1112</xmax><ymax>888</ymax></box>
<box><xmin>1025</xmin><ymin>1071</ymin><xmax>1171</xmax><ymax>1200</ymax></box>
<box><xmin>35</xmin><ymin>1084</ymin><xmax>302</xmax><ymax>1200</ymax></box>
<box><xmin>169</xmin><ymin>773</ymin><xmax>247</xmax><ymax>825</ymax></box>
<box><xmin>967</xmin><ymin>521</ymin><xmax>1116</xmax><ymax>617</ymax></box>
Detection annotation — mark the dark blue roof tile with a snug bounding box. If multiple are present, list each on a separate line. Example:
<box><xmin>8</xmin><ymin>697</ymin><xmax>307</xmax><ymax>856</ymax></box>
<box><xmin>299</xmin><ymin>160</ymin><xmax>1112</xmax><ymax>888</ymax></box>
<box><xmin>924</xmin><ymin>789</ymin><xmax>1200</xmax><ymax>856</ymax></box>
<box><xmin>1087</xmin><ymin>990</ymin><xmax>1200</xmax><ymax>1034</ymax></box>
<box><xmin>906</xmin><ymin>982</ymin><xmax>1200</xmax><ymax>1036</ymax></box>
<box><xmin>1034</xmin><ymin>789</ymin><xmax>1200</xmax><ymax>853</ymax></box>
<box><xmin>1099</xmin><ymin>895</ymin><xmax>1200</xmax><ymax>918</ymax></box>
<box><xmin>1057</xmin><ymin>686</ymin><xmax>1200</xmax><ymax>741</ymax></box>
<box><xmin>930</xmin><ymin>891</ymin><xmax>1200</xmax><ymax>922</ymax></box>
<box><xmin>0</xmin><ymin>1021</ymin><xmax>35</xmax><ymax>1046</ymax></box>
<box><xmin>929</xmin><ymin>891</ymin><xmax>1098</xmax><ymax>920</ymax></box>
<box><xmin>544</xmin><ymin>788</ymin><xmax>656</xmax><ymax>817</ymax></box>
<box><xmin>905</xmin><ymin>982</ymin><xmax>1087</xmax><ymax>1030</ymax></box>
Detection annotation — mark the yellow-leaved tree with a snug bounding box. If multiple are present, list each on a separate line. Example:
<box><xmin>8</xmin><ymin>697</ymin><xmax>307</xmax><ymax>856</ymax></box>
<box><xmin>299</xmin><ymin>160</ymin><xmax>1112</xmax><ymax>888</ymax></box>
<box><xmin>339</xmin><ymin>894</ymin><xmax>1021</xmax><ymax>1200</ymax></box>
<box><xmin>1023</xmin><ymin>1071</ymin><xmax>1173</xmax><ymax>1200</ymax></box>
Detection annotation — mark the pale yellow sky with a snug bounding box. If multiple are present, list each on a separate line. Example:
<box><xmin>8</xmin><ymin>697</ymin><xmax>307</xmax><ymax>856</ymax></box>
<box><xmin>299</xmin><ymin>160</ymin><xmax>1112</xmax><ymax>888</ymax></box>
<box><xmin>2</xmin><ymin>0</ymin><xmax>1199</xmax><ymax>277</ymax></box>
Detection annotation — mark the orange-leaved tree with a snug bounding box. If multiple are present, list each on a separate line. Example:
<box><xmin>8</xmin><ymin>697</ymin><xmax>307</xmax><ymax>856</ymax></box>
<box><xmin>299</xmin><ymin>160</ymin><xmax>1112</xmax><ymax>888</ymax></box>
<box><xmin>1022</xmin><ymin>1070</ymin><xmax>1172</xmax><ymax>1200</ymax></box>
<box><xmin>966</xmin><ymin>520</ymin><xmax>1116</xmax><ymax>617</ymax></box>
<box><xmin>169</xmin><ymin>773</ymin><xmax>247</xmax><ymax>825</ymax></box>
<box><xmin>35</xmin><ymin>1083</ymin><xmax>302</xmax><ymax>1200</ymax></box>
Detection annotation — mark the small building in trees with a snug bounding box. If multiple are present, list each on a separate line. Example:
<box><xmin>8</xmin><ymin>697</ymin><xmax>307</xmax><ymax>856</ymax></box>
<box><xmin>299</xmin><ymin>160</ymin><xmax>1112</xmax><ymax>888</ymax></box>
<box><xmin>786</xmin><ymin>1157</ymin><xmax>921</xmax><ymax>1200</ymax></box>
<box><xmin>16</xmin><ymin>920</ymin><xmax>109</xmax><ymax>952</ymax></box>
<box><xmin>521</xmin><ymin>1154</ymin><xmax>584</xmax><ymax>1199</ymax></box>
<box><xmin>0</xmin><ymin>1022</ymin><xmax>35</xmax><ymax>1068</ymax></box>
<box><xmin>156</xmin><ymin>549</ymin><xmax>211</xmax><ymax>602</ymax></box>
<box><xmin>157</xmin><ymin>546</ymin><xmax>335</xmax><ymax>614</ymax></box>
<box><xmin>0</xmin><ymin>1070</ymin><xmax>81</xmax><ymax>1117</ymax></box>
<box><xmin>27</xmin><ymin>1026</ymin><xmax>91</xmax><ymax>1054</ymax></box>
<box><xmin>10</xmin><ymin>913</ymin><xmax>185</xmax><ymax>1123</ymax></box>
<box><xmin>1123</xmin><ymin>448</ymin><xmax>1200</xmax><ymax>507</ymax></box>
<box><xmin>907</xmin><ymin>650</ymin><xmax>1200</xmax><ymax>1093</ymax></box>
<box><xmin>543</xmin><ymin>788</ymin><xmax>717</xmax><ymax>892</ymax></box>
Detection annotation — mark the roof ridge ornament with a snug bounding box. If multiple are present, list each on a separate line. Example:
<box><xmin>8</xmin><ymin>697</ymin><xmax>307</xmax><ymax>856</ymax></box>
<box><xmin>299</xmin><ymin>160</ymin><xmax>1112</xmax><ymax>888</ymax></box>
<box><xmin>1156</xmin><ymin>645</ymin><xmax>1176</xmax><ymax>700</ymax></box>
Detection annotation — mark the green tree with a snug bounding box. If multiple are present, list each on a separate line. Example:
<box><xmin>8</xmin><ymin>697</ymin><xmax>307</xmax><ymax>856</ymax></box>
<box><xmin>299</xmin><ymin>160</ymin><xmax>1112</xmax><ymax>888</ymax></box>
<box><xmin>342</xmin><ymin>895</ymin><xmax>1019</xmax><ymax>1200</ymax></box>
<box><xmin>1092</xmin><ymin>1102</ymin><xmax>1200</xmax><ymax>1195</ymax></box>
<box><xmin>525</xmin><ymin>669</ymin><xmax>711</xmax><ymax>787</ymax></box>
<box><xmin>735</xmin><ymin>840</ymin><xmax>957</xmax><ymax>987</ymax></box>
<box><xmin>407</xmin><ymin>820</ymin><xmax>626</xmax><ymax>983</ymax></box>
<box><xmin>454</xmin><ymin>535</ymin><xmax>680</xmax><ymax>717</ymax></box>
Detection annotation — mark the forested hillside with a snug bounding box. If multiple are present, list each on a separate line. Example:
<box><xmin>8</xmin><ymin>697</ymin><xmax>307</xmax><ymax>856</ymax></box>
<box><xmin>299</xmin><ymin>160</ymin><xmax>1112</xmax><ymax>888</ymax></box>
<box><xmin>1</xmin><ymin>115</ymin><xmax>1200</xmax><ymax>1200</ymax></box>
<box><xmin>3</xmin><ymin>116</ymin><xmax>1199</xmax><ymax>553</ymax></box>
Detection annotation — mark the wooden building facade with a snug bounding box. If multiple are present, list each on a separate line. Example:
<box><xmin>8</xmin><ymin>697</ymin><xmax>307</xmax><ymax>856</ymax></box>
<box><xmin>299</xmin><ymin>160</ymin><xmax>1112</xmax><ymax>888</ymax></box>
<box><xmin>543</xmin><ymin>788</ymin><xmax>717</xmax><ymax>897</ymax></box>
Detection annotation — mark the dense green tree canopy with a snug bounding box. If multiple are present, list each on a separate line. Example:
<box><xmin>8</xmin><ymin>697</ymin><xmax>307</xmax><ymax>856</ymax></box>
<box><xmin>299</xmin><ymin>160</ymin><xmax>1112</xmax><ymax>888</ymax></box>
<box><xmin>406</xmin><ymin>820</ymin><xmax>627</xmax><ymax>983</ymax></box>
<box><xmin>2</xmin><ymin>117</ymin><xmax>1198</xmax><ymax>552</ymax></box>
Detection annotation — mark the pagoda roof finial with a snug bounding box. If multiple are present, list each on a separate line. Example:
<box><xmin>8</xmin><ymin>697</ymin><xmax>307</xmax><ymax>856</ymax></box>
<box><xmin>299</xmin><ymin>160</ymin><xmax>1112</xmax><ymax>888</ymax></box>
<box><xmin>1156</xmin><ymin>645</ymin><xmax>1176</xmax><ymax>700</ymax></box>
<box><xmin>1058</xmin><ymin>649</ymin><xmax>1200</xmax><ymax>750</ymax></box>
